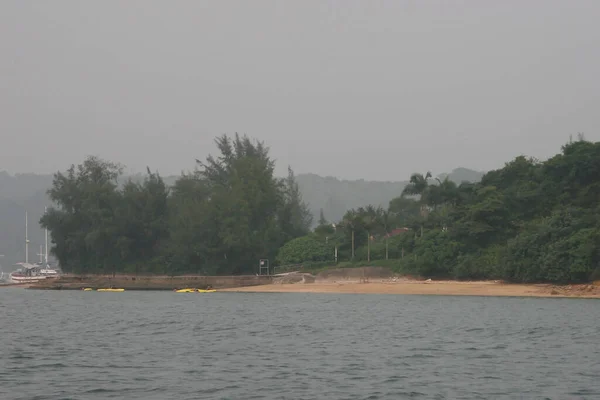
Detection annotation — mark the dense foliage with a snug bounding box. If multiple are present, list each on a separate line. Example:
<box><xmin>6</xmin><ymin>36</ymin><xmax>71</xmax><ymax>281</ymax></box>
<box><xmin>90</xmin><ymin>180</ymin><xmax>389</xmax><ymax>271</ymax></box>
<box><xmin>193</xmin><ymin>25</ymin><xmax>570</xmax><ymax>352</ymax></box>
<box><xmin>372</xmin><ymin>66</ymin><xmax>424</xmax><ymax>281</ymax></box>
<box><xmin>276</xmin><ymin>235</ymin><xmax>334</xmax><ymax>265</ymax></box>
<box><xmin>42</xmin><ymin>136</ymin><xmax>600</xmax><ymax>283</ymax></box>
<box><xmin>0</xmin><ymin>163</ymin><xmax>481</xmax><ymax>268</ymax></box>
<box><xmin>293</xmin><ymin>137</ymin><xmax>600</xmax><ymax>283</ymax></box>
<box><xmin>41</xmin><ymin>134</ymin><xmax>312</xmax><ymax>275</ymax></box>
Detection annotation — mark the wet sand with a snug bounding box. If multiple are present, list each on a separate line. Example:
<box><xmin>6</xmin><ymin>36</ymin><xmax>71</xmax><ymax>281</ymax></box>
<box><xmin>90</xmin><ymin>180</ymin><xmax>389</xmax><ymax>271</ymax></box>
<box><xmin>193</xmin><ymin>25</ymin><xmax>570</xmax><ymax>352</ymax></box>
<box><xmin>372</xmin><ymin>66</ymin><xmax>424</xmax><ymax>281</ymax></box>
<box><xmin>220</xmin><ymin>280</ymin><xmax>600</xmax><ymax>298</ymax></box>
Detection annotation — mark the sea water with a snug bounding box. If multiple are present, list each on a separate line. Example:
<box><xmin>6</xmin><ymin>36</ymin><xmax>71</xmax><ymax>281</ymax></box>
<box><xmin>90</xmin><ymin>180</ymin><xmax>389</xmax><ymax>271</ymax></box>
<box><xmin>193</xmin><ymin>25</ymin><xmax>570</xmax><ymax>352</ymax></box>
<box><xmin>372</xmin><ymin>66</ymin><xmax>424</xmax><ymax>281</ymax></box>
<box><xmin>0</xmin><ymin>289</ymin><xmax>599</xmax><ymax>399</ymax></box>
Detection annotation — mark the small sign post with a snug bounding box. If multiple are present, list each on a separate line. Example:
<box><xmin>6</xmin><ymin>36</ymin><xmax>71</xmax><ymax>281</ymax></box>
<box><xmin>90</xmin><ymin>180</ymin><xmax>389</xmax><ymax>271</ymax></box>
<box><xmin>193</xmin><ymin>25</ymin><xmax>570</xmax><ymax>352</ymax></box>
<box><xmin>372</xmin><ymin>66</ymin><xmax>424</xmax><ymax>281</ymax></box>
<box><xmin>258</xmin><ymin>259</ymin><xmax>270</xmax><ymax>275</ymax></box>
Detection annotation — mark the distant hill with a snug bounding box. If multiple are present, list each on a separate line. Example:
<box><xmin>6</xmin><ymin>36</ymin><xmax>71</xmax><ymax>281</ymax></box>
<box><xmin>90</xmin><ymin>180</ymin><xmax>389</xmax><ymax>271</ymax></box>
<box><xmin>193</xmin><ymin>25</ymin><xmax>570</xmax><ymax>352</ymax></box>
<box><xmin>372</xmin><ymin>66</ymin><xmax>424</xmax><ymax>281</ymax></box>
<box><xmin>0</xmin><ymin>167</ymin><xmax>483</xmax><ymax>268</ymax></box>
<box><xmin>438</xmin><ymin>167</ymin><xmax>487</xmax><ymax>185</ymax></box>
<box><xmin>296</xmin><ymin>168</ymin><xmax>485</xmax><ymax>224</ymax></box>
<box><xmin>295</xmin><ymin>174</ymin><xmax>407</xmax><ymax>225</ymax></box>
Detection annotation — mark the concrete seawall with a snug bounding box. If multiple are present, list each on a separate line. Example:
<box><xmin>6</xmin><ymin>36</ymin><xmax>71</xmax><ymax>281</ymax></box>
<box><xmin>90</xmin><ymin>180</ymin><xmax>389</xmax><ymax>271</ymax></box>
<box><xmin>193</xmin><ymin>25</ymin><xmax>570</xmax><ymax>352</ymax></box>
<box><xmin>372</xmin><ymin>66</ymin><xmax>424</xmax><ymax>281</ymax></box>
<box><xmin>28</xmin><ymin>274</ymin><xmax>273</xmax><ymax>290</ymax></box>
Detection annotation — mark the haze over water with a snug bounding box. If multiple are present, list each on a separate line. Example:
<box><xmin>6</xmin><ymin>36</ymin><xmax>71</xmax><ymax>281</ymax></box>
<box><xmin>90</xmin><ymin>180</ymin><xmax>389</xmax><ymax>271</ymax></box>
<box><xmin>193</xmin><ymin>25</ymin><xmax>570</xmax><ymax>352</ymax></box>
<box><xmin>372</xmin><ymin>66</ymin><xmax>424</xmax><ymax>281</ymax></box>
<box><xmin>1</xmin><ymin>289</ymin><xmax>599</xmax><ymax>399</ymax></box>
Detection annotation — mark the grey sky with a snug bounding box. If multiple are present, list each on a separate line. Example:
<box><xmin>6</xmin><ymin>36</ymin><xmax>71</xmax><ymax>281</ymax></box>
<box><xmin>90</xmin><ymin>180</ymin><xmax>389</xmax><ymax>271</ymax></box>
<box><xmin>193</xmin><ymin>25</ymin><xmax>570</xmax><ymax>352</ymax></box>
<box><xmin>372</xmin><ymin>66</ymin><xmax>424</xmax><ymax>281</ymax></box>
<box><xmin>1</xmin><ymin>0</ymin><xmax>598</xmax><ymax>181</ymax></box>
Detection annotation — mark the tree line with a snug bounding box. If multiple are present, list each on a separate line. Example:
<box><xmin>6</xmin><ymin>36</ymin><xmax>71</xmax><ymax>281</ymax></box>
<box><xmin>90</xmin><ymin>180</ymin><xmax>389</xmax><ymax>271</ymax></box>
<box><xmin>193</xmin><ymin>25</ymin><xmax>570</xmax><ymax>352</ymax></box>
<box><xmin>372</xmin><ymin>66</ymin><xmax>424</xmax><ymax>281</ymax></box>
<box><xmin>41</xmin><ymin>134</ymin><xmax>312</xmax><ymax>275</ymax></box>
<box><xmin>278</xmin><ymin>136</ymin><xmax>600</xmax><ymax>283</ymax></box>
<box><xmin>42</xmin><ymin>134</ymin><xmax>600</xmax><ymax>283</ymax></box>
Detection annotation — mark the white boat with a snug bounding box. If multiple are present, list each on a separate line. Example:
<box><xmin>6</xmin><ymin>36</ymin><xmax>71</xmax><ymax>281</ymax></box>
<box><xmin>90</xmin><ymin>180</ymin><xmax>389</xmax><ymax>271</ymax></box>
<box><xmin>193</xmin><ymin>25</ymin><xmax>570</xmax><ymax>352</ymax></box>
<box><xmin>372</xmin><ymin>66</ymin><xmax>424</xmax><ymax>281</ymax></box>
<box><xmin>7</xmin><ymin>209</ymin><xmax>60</xmax><ymax>284</ymax></box>
<box><xmin>8</xmin><ymin>263</ymin><xmax>49</xmax><ymax>284</ymax></box>
<box><xmin>35</xmin><ymin>228</ymin><xmax>60</xmax><ymax>277</ymax></box>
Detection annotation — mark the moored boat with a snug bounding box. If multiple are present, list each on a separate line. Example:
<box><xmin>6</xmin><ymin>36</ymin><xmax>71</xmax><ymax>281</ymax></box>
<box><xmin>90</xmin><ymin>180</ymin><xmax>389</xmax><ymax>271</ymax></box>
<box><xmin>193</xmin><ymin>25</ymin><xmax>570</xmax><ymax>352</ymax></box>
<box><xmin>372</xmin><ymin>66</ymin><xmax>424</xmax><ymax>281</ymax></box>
<box><xmin>8</xmin><ymin>209</ymin><xmax>61</xmax><ymax>284</ymax></box>
<box><xmin>36</xmin><ymin>207</ymin><xmax>61</xmax><ymax>277</ymax></box>
<box><xmin>8</xmin><ymin>263</ymin><xmax>50</xmax><ymax>284</ymax></box>
<box><xmin>8</xmin><ymin>210</ymin><xmax>61</xmax><ymax>284</ymax></box>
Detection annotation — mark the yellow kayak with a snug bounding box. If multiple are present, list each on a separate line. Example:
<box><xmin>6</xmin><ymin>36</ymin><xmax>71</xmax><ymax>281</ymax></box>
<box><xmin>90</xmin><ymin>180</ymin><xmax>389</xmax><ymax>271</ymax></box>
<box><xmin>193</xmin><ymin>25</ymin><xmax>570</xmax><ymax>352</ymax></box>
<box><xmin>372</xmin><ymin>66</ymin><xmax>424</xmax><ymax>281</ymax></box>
<box><xmin>197</xmin><ymin>289</ymin><xmax>216</xmax><ymax>293</ymax></box>
<box><xmin>175</xmin><ymin>288</ymin><xmax>197</xmax><ymax>293</ymax></box>
<box><xmin>82</xmin><ymin>288</ymin><xmax>93</xmax><ymax>291</ymax></box>
<box><xmin>97</xmin><ymin>288</ymin><xmax>125</xmax><ymax>292</ymax></box>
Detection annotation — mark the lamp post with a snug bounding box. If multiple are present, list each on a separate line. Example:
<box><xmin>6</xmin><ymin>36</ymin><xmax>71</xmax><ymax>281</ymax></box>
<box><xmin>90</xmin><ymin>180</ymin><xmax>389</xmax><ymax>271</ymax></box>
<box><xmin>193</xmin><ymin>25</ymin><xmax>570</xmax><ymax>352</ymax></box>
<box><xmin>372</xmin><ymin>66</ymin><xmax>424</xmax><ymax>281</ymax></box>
<box><xmin>331</xmin><ymin>223</ymin><xmax>338</xmax><ymax>263</ymax></box>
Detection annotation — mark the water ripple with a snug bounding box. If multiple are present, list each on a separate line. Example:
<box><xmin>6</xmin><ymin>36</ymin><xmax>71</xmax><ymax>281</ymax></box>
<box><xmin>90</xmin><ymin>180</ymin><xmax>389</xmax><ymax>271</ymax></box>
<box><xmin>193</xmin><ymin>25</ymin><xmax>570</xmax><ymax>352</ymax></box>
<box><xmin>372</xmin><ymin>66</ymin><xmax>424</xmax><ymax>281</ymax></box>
<box><xmin>1</xmin><ymin>290</ymin><xmax>599</xmax><ymax>399</ymax></box>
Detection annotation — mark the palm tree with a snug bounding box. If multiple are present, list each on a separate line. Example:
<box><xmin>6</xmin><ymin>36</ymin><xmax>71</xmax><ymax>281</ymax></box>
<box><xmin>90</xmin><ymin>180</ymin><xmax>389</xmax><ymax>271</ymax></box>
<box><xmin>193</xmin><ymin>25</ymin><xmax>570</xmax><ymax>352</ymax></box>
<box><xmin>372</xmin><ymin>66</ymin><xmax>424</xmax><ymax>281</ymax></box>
<box><xmin>435</xmin><ymin>176</ymin><xmax>459</xmax><ymax>207</ymax></box>
<box><xmin>402</xmin><ymin>172</ymin><xmax>432</xmax><ymax>197</ymax></box>
<box><xmin>435</xmin><ymin>177</ymin><xmax>459</xmax><ymax>231</ymax></box>
<box><xmin>378</xmin><ymin>209</ymin><xmax>391</xmax><ymax>260</ymax></box>
<box><xmin>361</xmin><ymin>206</ymin><xmax>382</xmax><ymax>262</ymax></box>
<box><xmin>341</xmin><ymin>209</ymin><xmax>360</xmax><ymax>260</ymax></box>
<box><xmin>401</xmin><ymin>172</ymin><xmax>432</xmax><ymax>237</ymax></box>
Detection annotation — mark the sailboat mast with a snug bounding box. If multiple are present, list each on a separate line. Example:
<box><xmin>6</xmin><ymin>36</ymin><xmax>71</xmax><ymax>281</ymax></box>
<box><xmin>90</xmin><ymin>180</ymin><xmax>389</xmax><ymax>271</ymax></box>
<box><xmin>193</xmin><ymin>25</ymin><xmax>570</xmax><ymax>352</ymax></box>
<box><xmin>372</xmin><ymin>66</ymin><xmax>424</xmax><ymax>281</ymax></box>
<box><xmin>44</xmin><ymin>206</ymin><xmax>49</xmax><ymax>265</ymax></box>
<box><xmin>25</xmin><ymin>211</ymin><xmax>29</xmax><ymax>264</ymax></box>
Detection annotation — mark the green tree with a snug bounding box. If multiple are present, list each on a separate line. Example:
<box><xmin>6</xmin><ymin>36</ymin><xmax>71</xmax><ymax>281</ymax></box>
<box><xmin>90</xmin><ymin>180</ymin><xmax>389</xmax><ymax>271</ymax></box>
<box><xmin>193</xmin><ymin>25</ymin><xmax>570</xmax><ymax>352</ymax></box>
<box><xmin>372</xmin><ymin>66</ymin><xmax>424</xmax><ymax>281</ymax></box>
<box><xmin>195</xmin><ymin>134</ymin><xmax>304</xmax><ymax>274</ymax></box>
<box><xmin>388</xmin><ymin>196</ymin><xmax>420</xmax><ymax>228</ymax></box>
<box><xmin>276</xmin><ymin>234</ymin><xmax>333</xmax><ymax>265</ymax></box>
<box><xmin>279</xmin><ymin>166</ymin><xmax>313</xmax><ymax>242</ymax></box>
<box><xmin>41</xmin><ymin>156</ymin><xmax>123</xmax><ymax>274</ymax></box>
<box><xmin>40</xmin><ymin>135</ymin><xmax>600</xmax><ymax>284</ymax></box>
<box><xmin>401</xmin><ymin>172</ymin><xmax>432</xmax><ymax>237</ymax></box>
<box><xmin>116</xmin><ymin>168</ymin><xmax>170</xmax><ymax>275</ymax></box>
<box><xmin>318</xmin><ymin>208</ymin><xmax>327</xmax><ymax>225</ymax></box>
<box><xmin>166</xmin><ymin>172</ymin><xmax>218</xmax><ymax>275</ymax></box>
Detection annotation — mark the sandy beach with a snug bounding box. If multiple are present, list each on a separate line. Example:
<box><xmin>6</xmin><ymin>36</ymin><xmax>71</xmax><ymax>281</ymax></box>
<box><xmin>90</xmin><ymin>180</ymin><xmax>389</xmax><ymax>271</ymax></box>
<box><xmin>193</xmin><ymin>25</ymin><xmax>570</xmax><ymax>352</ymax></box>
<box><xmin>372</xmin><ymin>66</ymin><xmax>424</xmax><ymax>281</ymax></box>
<box><xmin>220</xmin><ymin>279</ymin><xmax>600</xmax><ymax>298</ymax></box>
<box><xmin>4</xmin><ymin>269</ymin><xmax>599</xmax><ymax>299</ymax></box>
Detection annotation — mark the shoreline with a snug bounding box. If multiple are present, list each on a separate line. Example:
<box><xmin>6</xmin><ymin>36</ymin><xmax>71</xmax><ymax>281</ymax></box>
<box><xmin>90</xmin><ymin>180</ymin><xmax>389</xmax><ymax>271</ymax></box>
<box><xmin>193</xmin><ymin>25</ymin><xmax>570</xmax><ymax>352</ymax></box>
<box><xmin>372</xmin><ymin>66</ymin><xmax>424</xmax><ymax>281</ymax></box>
<box><xmin>220</xmin><ymin>280</ymin><xmax>600</xmax><ymax>299</ymax></box>
<box><xmin>3</xmin><ymin>275</ymin><xmax>599</xmax><ymax>299</ymax></box>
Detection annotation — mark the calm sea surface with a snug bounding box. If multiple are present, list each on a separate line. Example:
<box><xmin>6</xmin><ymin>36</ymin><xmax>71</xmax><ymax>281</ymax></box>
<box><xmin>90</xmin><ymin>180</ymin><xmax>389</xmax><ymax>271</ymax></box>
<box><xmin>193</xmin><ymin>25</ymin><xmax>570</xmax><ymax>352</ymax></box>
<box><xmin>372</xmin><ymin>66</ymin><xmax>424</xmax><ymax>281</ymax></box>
<box><xmin>0</xmin><ymin>288</ymin><xmax>599</xmax><ymax>399</ymax></box>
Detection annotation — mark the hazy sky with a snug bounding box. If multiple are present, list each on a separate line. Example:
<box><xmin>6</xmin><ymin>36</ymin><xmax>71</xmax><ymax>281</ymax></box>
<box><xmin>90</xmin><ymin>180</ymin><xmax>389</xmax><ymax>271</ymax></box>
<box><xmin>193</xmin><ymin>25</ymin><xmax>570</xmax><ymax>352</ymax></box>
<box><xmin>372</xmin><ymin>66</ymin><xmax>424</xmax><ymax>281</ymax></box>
<box><xmin>1</xmin><ymin>1</ymin><xmax>599</xmax><ymax>181</ymax></box>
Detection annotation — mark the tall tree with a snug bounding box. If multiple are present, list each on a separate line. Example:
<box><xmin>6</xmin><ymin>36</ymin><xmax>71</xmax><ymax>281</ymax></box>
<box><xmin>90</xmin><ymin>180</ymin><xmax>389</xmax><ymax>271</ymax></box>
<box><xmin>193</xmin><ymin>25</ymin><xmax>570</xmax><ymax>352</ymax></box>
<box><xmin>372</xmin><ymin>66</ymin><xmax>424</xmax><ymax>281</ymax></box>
<box><xmin>279</xmin><ymin>166</ymin><xmax>313</xmax><ymax>241</ymax></box>
<box><xmin>116</xmin><ymin>168</ymin><xmax>170</xmax><ymax>275</ymax></box>
<box><xmin>318</xmin><ymin>208</ymin><xmax>327</xmax><ymax>226</ymax></box>
<box><xmin>166</xmin><ymin>172</ymin><xmax>217</xmax><ymax>275</ymax></box>
<box><xmin>361</xmin><ymin>205</ymin><xmax>383</xmax><ymax>262</ymax></box>
<box><xmin>197</xmin><ymin>134</ymin><xmax>288</xmax><ymax>274</ymax></box>
<box><xmin>41</xmin><ymin>156</ymin><xmax>123</xmax><ymax>274</ymax></box>
<box><xmin>401</xmin><ymin>172</ymin><xmax>432</xmax><ymax>237</ymax></box>
<box><xmin>388</xmin><ymin>196</ymin><xmax>421</xmax><ymax>228</ymax></box>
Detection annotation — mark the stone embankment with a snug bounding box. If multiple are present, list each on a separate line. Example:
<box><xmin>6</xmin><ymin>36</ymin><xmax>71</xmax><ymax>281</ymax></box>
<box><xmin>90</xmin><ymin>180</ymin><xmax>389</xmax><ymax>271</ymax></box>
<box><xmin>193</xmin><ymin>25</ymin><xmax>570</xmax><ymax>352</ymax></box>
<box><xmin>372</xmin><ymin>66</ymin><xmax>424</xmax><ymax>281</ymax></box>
<box><xmin>27</xmin><ymin>274</ymin><xmax>272</xmax><ymax>290</ymax></box>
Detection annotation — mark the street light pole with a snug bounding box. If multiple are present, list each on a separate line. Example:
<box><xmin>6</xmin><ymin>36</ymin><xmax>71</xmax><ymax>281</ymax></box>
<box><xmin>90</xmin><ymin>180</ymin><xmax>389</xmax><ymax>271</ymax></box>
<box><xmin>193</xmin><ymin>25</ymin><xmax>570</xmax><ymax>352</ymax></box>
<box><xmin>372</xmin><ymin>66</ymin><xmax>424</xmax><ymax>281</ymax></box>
<box><xmin>331</xmin><ymin>223</ymin><xmax>337</xmax><ymax>264</ymax></box>
<box><xmin>351</xmin><ymin>230</ymin><xmax>355</xmax><ymax>260</ymax></box>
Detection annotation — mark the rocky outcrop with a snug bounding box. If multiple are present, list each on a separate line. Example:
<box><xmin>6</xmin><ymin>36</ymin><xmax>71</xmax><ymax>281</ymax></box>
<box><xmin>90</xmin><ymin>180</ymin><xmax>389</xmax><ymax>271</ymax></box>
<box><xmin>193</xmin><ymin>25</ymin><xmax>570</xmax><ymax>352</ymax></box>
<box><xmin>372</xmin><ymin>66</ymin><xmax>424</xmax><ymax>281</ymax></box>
<box><xmin>541</xmin><ymin>283</ymin><xmax>600</xmax><ymax>297</ymax></box>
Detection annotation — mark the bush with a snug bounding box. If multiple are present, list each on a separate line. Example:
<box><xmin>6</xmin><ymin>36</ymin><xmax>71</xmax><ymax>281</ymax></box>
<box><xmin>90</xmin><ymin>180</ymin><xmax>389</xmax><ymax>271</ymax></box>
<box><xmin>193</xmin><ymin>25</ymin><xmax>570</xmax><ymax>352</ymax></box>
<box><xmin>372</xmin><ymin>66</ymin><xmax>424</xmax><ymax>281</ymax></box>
<box><xmin>410</xmin><ymin>230</ymin><xmax>462</xmax><ymax>278</ymax></box>
<box><xmin>452</xmin><ymin>245</ymin><xmax>503</xmax><ymax>280</ymax></box>
<box><xmin>276</xmin><ymin>235</ymin><xmax>334</xmax><ymax>265</ymax></box>
<box><xmin>354</xmin><ymin>241</ymin><xmax>387</xmax><ymax>261</ymax></box>
<box><xmin>500</xmin><ymin>212</ymin><xmax>599</xmax><ymax>283</ymax></box>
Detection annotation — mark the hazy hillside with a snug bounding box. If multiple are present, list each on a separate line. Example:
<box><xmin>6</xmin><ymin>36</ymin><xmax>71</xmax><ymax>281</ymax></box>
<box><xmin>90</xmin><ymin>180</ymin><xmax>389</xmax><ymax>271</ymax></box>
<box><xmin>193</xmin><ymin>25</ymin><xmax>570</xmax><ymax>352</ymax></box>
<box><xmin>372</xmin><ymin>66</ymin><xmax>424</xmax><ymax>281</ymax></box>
<box><xmin>438</xmin><ymin>167</ymin><xmax>487</xmax><ymax>185</ymax></box>
<box><xmin>0</xmin><ymin>168</ymin><xmax>483</xmax><ymax>269</ymax></box>
<box><xmin>296</xmin><ymin>168</ymin><xmax>485</xmax><ymax>224</ymax></box>
<box><xmin>296</xmin><ymin>174</ymin><xmax>407</xmax><ymax>225</ymax></box>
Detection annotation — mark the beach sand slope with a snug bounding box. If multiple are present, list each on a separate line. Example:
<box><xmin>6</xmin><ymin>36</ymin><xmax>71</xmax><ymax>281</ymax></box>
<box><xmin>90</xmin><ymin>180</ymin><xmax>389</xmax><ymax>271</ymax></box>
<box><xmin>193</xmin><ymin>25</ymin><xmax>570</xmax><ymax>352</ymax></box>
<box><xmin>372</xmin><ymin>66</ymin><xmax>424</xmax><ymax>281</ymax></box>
<box><xmin>220</xmin><ymin>279</ymin><xmax>600</xmax><ymax>298</ymax></box>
